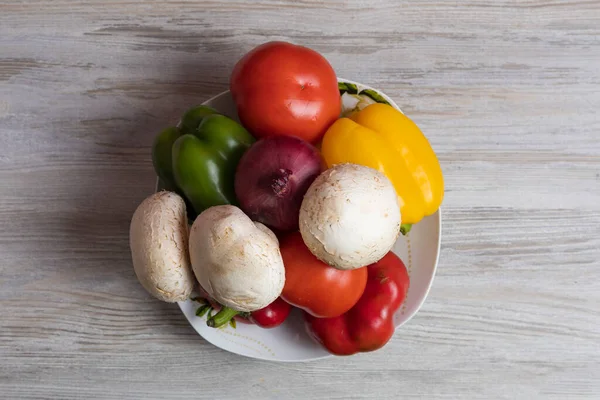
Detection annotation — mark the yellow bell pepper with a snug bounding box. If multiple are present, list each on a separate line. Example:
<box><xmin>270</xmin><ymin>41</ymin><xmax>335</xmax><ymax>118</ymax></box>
<box><xmin>321</xmin><ymin>103</ymin><xmax>444</xmax><ymax>230</ymax></box>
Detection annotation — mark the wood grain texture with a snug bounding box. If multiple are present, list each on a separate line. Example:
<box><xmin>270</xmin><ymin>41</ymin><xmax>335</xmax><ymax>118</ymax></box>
<box><xmin>1</xmin><ymin>0</ymin><xmax>599</xmax><ymax>399</ymax></box>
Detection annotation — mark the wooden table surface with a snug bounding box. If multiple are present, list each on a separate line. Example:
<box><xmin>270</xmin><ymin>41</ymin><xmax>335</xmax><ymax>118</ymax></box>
<box><xmin>1</xmin><ymin>1</ymin><xmax>599</xmax><ymax>399</ymax></box>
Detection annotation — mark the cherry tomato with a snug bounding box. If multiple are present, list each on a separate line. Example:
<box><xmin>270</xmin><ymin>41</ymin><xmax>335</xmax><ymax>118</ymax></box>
<box><xmin>279</xmin><ymin>232</ymin><xmax>368</xmax><ymax>318</ymax></box>
<box><xmin>230</xmin><ymin>41</ymin><xmax>341</xmax><ymax>143</ymax></box>
<box><xmin>249</xmin><ymin>297</ymin><xmax>292</xmax><ymax>328</ymax></box>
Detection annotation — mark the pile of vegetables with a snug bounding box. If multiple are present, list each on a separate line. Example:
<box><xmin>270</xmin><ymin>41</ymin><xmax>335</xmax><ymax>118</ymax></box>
<box><xmin>129</xmin><ymin>41</ymin><xmax>444</xmax><ymax>356</ymax></box>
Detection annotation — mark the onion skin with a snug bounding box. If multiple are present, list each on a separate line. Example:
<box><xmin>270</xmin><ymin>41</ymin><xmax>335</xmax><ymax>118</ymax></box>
<box><xmin>234</xmin><ymin>136</ymin><xmax>323</xmax><ymax>232</ymax></box>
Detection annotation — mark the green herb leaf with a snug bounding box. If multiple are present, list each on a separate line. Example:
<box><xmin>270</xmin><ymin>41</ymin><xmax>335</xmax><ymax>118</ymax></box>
<box><xmin>190</xmin><ymin>296</ymin><xmax>206</xmax><ymax>304</ymax></box>
<box><xmin>195</xmin><ymin>305</ymin><xmax>210</xmax><ymax>317</ymax></box>
<box><xmin>338</xmin><ymin>82</ymin><xmax>358</xmax><ymax>95</ymax></box>
<box><xmin>359</xmin><ymin>89</ymin><xmax>391</xmax><ymax>105</ymax></box>
<box><xmin>229</xmin><ymin>319</ymin><xmax>237</xmax><ymax>329</ymax></box>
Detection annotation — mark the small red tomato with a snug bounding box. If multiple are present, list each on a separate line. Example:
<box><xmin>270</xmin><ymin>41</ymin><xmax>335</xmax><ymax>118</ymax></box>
<box><xmin>249</xmin><ymin>297</ymin><xmax>292</xmax><ymax>329</ymax></box>
<box><xmin>230</xmin><ymin>41</ymin><xmax>341</xmax><ymax>143</ymax></box>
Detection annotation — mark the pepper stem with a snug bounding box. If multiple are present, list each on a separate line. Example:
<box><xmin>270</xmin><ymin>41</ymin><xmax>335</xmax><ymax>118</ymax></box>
<box><xmin>207</xmin><ymin>306</ymin><xmax>239</xmax><ymax>328</ymax></box>
<box><xmin>400</xmin><ymin>223</ymin><xmax>412</xmax><ymax>235</ymax></box>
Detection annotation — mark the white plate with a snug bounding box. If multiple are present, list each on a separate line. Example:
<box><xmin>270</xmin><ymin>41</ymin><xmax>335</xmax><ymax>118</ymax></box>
<box><xmin>175</xmin><ymin>79</ymin><xmax>442</xmax><ymax>361</ymax></box>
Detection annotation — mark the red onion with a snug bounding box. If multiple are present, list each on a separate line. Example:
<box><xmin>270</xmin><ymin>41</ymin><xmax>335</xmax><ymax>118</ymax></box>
<box><xmin>234</xmin><ymin>136</ymin><xmax>323</xmax><ymax>232</ymax></box>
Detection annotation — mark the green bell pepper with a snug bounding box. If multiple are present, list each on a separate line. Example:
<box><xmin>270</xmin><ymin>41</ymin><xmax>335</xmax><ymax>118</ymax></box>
<box><xmin>152</xmin><ymin>105</ymin><xmax>219</xmax><ymax>188</ymax></box>
<box><xmin>172</xmin><ymin>114</ymin><xmax>255</xmax><ymax>215</ymax></box>
<box><xmin>179</xmin><ymin>105</ymin><xmax>219</xmax><ymax>135</ymax></box>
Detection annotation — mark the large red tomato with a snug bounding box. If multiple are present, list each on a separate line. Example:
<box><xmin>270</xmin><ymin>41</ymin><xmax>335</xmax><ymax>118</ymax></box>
<box><xmin>279</xmin><ymin>232</ymin><xmax>367</xmax><ymax>318</ymax></box>
<box><xmin>230</xmin><ymin>41</ymin><xmax>341</xmax><ymax>143</ymax></box>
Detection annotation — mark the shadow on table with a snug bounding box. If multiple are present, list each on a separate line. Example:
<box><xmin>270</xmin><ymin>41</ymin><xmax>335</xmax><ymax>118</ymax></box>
<box><xmin>57</xmin><ymin>40</ymin><xmax>249</xmax><ymax>338</ymax></box>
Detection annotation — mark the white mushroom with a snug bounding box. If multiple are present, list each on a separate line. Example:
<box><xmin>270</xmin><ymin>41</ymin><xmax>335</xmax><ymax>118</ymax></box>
<box><xmin>129</xmin><ymin>191</ymin><xmax>196</xmax><ymax>302</ymax></box>
<box><xmin>299</xmin><ymin>163</ymin><xmax>401</xmax><ymax>270</ymax></box>
<box><xmin>189</xmin><ymin>205</ymin><xmax>285</xmax><ymax>315</ymax></box>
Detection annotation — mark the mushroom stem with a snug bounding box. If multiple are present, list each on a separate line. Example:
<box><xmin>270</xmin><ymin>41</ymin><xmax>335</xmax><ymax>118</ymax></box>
<box><xmin>207</xmin><ymin>306</ymin><xmax>239</xmax><ymax>328</ymax></box>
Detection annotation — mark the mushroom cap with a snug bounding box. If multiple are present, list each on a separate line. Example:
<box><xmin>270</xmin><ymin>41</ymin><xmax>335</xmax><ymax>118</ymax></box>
<box><xmin>299</xmin><ymin>163</ymin><xmax>401</xmax><ymax>270</ymax></box>
<box><xmin>189</xmin><ymin>205</ymin><xmax>285</xmax><ymax>312</ymax></box>
<box><xmin>129</xmin><ymin>191</ymin><xmax>195</xmax><ymax>302</ymax></box>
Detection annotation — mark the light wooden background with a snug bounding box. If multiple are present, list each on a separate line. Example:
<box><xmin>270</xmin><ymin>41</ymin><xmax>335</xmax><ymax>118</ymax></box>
<box><xmin>1</xmin><ymin>1</ymin><xmax>599</xmax><ymax>399</ymax></box>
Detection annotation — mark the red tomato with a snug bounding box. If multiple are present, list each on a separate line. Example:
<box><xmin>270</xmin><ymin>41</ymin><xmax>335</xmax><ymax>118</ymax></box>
<box><xmin>279</xmin><ymin>232</ymin><xmax>367</xmax><ymax>318</ymax></box>
<box><xmin>230</xmin><ymin>41</ymin><xmax>341</xmax><ymax>143</ymax></box>
<box><xmin>249</xmin><ymin>297</ymin><xmax>292</xmax><ymax>329</ymax></box>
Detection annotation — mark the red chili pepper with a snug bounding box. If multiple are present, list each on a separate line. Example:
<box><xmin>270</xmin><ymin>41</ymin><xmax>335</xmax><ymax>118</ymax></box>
<box><xmin>305</xmin><ymin>251</ymin><xmax>410</xmax><ymax>356</ymax></box>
